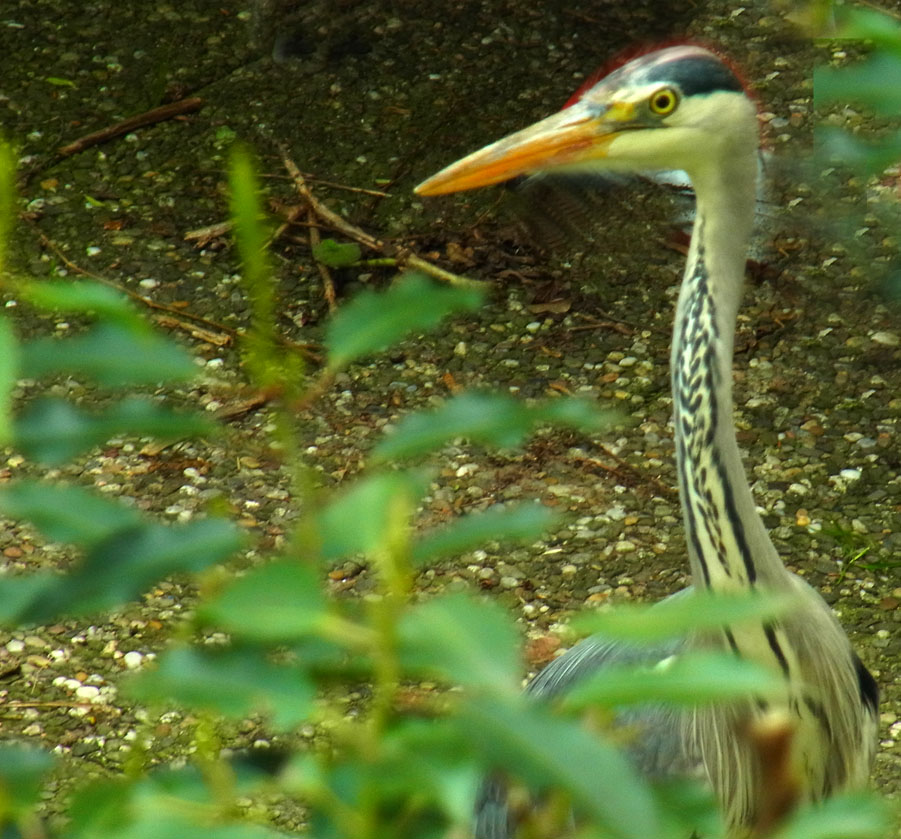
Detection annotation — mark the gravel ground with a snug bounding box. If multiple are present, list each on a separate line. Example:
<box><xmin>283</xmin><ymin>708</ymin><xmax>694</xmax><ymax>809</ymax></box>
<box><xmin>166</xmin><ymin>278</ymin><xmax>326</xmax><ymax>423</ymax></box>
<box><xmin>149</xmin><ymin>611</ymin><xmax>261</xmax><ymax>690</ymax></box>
<box><xmin>0</xmin><ymin>0</ymin><xmax>898</xmax><ymax>829</ymax></box>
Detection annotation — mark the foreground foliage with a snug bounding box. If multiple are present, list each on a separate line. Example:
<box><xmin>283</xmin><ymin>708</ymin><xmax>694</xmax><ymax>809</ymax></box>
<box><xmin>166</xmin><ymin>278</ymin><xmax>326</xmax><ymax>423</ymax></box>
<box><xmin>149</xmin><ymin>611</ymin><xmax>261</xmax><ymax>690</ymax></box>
<box><xmin>0</xmin><ymin>66</ymin><xmax>893</xmax><ymax>839</ymax></box>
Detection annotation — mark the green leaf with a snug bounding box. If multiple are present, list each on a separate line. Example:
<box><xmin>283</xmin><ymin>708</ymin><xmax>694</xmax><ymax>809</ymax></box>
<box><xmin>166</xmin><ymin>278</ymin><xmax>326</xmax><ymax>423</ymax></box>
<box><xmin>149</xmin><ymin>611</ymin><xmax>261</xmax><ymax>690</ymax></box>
<box><xmin>74</xmin><ymin>518</ymin><xmax>241</xmax><ymax>608</ymax></box>
<box><xmin>67</xmin><ymin>775</ymin><xmax>173</xmax><ymax>839</ymax></box>
<box><xmin>45</xmin><ymin>76</ymin><xmax>76</xmax><ymax>87</ymax></box>
<box><xmin>325</xmin><ymin>273</ymin><xmax>483</xmax><ymax>370</ymax></box>
<box><xmin>216</xmin><ymin>125</ymin><xmax>237</xmax><ymax>143</ymax></box>
<box><xmin>22</xmin><ymin>281</ymin><xmax>139</xmax><ymax>322</ymax></box>
<box><xmin>653</xmin><ymin>778</ymin><xmax>724</xmax><ymax>839</ymax></box>
<box><xmin>287</xmin><ymin>635</ymin><xmax>373</xmax><ymax>681</ymax></box>
<box><xmin>569</xmin><ymin>590</ymin><xmax>794</xmax><ymax>643</ymax></box>
<box><xmin>376</xmin><ymin>719</ymin><xmax>484</xmax><ymax>824</ymax></box>
<box><xmin>460</xmin><ymin>696</ymin><xmax>660</xmax><ymax>839</ymax></box>
<box><xmin>313</xmin><ymin>238</ymin><xmax>362</xmax><ymax>268</ymax></box>
<box><xmin>199</xmin><ymin>560</ymin><xmax>327</xmax><ymax>642</ymax></box>
<box><xmin>229</xmin><ymin>145</ymin><xmax>271</xmax><ymax>303</ymax></box>
<box><xmin>814</xmin><ymin>53</ymin><xmax>901</xmax><ymax>115</ymax></box>
<box><xmin>0</xmin><ymin>745</ymin><xmax>55</xmax><ymax>814</ymax></box>
<box><xmin>0</xmin><ymin>518</ymin><xmax>241</xmax><ymax>624</ymax></box>
<box><xmin>532</xmin><ymin>395</ymin><xmax>612</xmax><ymax>431</ymax></box>
<box><xmin>293</xmin><ymin>756</ymin><xmax>452</xmax><ymax>838</ymax></box>
<box><xmin>14</xmin><ymin>396</ymin><xmax>214</xmax><ymax>465</ymax></box>
<box><xmin>0</xmin><ymin>481</ymin><xmax>143</xmax><ymax>546</ymax></box>
<box><xmin>67</xmin><ymin>768</ymin><xmax>294</xmax><ymax>839</ymax></box>
<box><xmin>0</xmin><ymin>317</ymin><xmax>18</xmax><ymax>446</ymax></box>
<box><xmin>292</xmin><ymin>734</ymin><xmax>476</xmax><ymax>837</ymax></box>
<box><xmin>398</xmin><ymin>593</ymin><xmax>521</xmax><ymax>695</ymax></box>
<box><xmin>775</xmin><ymin>792</ymin><xmax>892</xmax><ymax>839</ymax></box>
<box><xmin>829</xmin><ymin>5</ymin><xmax>901</xmax><ymax>51</ymax></box>
<box><xmin>562</xmin><ymin>652</ymin><xmax>785</xmax><ymax>711</ymax></box>
<box><xmin>21</xmin><ymin>322</ymin><xmax>197</xmax><ymax>386</ymax></box>
<box><xmin>412</xmin><ymin>502</ymin><xmax>557</xmax><ymax>564</ymax></box>
<box><xmin>376</xmin><ymin>391</ymin><xmax>528</xmax><ymax>457</ymax></box>
<box><xmin>316</xmin><ymin>469</ymin><xmax>429</xmax><ymax>561</ymax></box>
<box><xmin>229</xmin><ymin>145</ymin><xmax>287</xmax><ymax>396</ymax></box>
<box><xmin>126</xmin><ymin>646</ymin><xmax>314</xmax><ymax>731</ymax></box>
<box><xmin>0</xmin><ymin>574</ymin><xmax>60</xmax><ymax>625</ymax></box>
<box><xmin>372</xmin><ymin>391</ymin><xmax>609</xmax><ymax>461</ymax></box>
<box><xmin>814</xmin><ymin>126</ymin><xmax>901</xmax><ymax>177</ymax></box>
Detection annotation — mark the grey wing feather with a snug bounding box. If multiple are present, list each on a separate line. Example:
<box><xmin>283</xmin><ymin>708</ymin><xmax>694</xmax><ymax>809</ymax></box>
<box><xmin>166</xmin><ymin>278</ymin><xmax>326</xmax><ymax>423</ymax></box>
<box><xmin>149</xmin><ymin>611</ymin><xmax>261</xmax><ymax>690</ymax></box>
<box><xmin>473</xmin><ymin>775</ymin><xmax>514</xmax><ymax>839</ymax></box>
<box><xmin>473</xmin><ymin>631</ymin><xmax>697</xmax><ymax>839</ymax></box>
<box><xmin>527</xmin><ymin>634</ymin><xmax>693</xmax><ymax>777</ymax></box>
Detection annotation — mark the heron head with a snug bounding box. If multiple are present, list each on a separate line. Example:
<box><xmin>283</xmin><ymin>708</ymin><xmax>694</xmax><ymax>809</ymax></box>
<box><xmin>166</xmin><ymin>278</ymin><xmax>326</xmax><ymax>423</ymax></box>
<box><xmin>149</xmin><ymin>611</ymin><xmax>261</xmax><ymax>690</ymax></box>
<box><xmin>415</xmin><ymin>45</ymin><xmax>758</xmax><ymax>196</ymax></box>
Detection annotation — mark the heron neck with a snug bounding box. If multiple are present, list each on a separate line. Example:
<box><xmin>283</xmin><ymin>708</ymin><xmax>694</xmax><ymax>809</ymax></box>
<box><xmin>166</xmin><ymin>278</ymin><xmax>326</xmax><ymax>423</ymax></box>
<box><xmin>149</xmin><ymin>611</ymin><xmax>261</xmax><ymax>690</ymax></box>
<box><xmin>671</xmin><ymin>158</ymin><xmax>788</xmax><ymax>590</ymax></box>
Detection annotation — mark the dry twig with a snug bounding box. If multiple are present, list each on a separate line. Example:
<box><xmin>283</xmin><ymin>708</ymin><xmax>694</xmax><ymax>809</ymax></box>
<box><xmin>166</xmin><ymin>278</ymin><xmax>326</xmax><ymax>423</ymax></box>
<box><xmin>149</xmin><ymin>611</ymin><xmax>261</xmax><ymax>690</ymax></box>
<box><xmin>184</xmin><ymin>220</ymin><xmax>233</xmax><ymax>247</ymax></box>
<box><xmin>281</xmin><ymin>151</ymin><xmax>383</xmax><ymax>251</ymax></box>
<box><xmin>307</xmin><ymin>205</ymin><xmax>336</xmax><ymax>311</ymax></box>
<box><xmin>279</xmin><ymin>150</ymin><xmax>482</xmax><ymax>290</ymax></box>
<box><xmin>575</xmin><ymin>448</ymin><xmax>678</xmax><ymax>501</ymax></box>
<box><xmin>58</xmin><ymin>97</ymin><xmax>204</xmax><ymax>158</ymax></box>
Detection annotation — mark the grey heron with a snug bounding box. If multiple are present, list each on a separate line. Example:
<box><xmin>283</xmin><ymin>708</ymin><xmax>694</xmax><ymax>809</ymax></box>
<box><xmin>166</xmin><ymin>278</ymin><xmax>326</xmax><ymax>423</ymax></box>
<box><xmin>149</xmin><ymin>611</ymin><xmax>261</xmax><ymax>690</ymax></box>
<box><xmin>415</xmin><ymin>45</ymin><xmax>879</xmax><ymax>836</ymax></box>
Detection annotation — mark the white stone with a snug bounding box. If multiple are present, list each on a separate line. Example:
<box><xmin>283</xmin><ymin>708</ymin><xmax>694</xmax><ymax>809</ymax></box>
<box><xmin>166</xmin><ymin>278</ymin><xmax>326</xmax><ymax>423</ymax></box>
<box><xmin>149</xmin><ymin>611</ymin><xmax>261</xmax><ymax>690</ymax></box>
<box><xmin>75</xmin><ymin>685</ymin><xmax>101</xmax><ymax>701</ymax></box>
<box><xmin>123</xmin><ymin>651</ymin><xmax>145</xmax><ymax>670</ymax></box>
<box><xmin>871</xmin><ymin>331</ymin><xmax>899</xmax><ymax>347</ymax></box>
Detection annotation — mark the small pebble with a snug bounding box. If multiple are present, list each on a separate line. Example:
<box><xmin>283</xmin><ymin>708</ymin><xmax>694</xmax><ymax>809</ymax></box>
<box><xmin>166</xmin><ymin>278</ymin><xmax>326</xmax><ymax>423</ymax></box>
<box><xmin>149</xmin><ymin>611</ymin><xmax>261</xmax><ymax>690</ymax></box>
<box><xmin>871</xmin><ymin>331</ymin><xmax>899</xmax><ymax>347</ymax></box>
<box><xmin>123</xmin><ymin>651</ymin><xmax>145</xmax><ymax>670</ymax></box>
<box><xmin>75</xmin><ymin>685</ymin><xmax>101</xmax><ymax>702</ymax></box>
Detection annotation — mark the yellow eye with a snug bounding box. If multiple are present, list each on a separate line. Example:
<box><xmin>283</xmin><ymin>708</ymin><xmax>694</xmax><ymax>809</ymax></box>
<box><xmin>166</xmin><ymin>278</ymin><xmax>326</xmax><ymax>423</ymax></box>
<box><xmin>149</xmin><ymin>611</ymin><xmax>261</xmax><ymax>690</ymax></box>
<box><xmin>649</xmin><ymin>87</ymin><xmax>678</xmax><ymax>116</ymax></box>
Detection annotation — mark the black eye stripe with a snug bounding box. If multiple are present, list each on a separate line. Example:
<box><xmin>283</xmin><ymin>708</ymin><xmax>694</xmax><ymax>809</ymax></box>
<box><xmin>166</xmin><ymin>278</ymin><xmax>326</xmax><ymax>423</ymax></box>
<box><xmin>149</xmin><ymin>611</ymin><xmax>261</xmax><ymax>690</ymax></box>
<box><xmin>643</xmin><ymin>54</ymin><xmax>743</xmax><ymax>96</ymax></box>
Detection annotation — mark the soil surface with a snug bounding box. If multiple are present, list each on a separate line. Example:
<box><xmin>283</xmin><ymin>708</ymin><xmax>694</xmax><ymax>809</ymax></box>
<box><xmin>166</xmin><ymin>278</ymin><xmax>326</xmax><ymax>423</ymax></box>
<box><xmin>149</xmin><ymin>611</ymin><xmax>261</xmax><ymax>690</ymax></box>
<box><xmin>0</xmin><ymin>0</ymin><xmax>899</xmax><ymax>830</ymax></box>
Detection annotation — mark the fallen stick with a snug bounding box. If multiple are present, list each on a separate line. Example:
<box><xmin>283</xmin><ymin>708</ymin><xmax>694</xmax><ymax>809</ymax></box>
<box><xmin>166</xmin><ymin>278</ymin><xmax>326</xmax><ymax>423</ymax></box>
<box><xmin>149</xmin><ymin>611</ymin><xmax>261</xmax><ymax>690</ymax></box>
<box><xmin>281</xmin><ymin>152</ymin><xmax>481</xmax><ymax>289</ymax></box>
<box><xmin>58</xmin><ymin>97</ymin><xmax>204</xmax><ymax>158</ymax></box>
<box><xmin>307</xmin><ymin>206</ymin><xmax>337</xmax><ymax>311</ymax></box>
<box><xmin>280</xmin><ymin>151</ymin><xmax>383</xmax><ymax>251</ymax></box>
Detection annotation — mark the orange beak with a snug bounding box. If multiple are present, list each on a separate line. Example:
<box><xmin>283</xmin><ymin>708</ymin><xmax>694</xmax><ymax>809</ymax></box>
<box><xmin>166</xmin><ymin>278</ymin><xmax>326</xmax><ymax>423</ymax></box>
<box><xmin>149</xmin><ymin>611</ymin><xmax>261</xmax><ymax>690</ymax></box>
<box><xmin>415</xmin><ymin>100</ymin><xmax>636</xmax><ymax>196</ymax></box>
